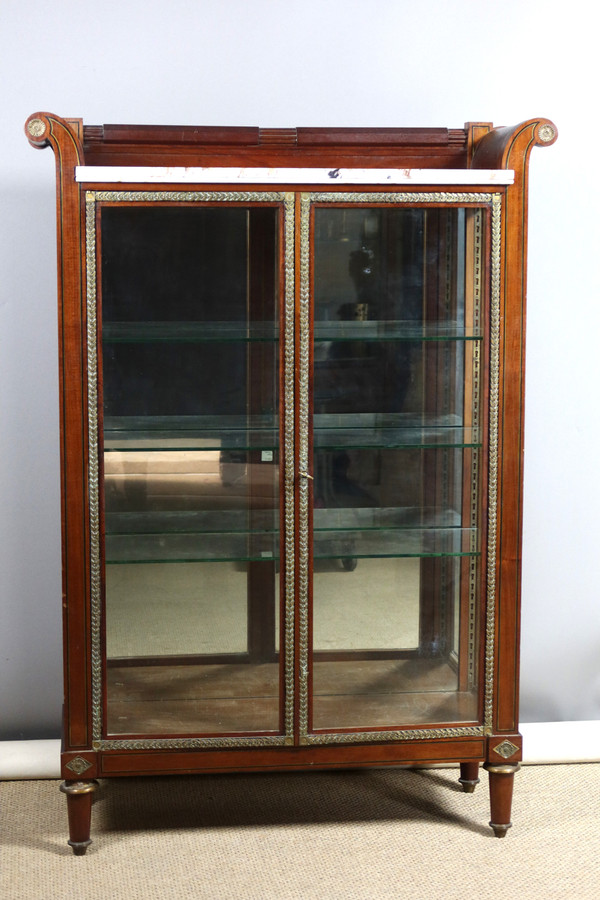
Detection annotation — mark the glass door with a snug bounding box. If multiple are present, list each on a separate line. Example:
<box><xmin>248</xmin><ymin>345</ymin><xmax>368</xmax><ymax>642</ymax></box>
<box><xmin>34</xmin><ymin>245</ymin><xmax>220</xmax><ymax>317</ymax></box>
<box><xmin>94</xmin><ymin>194</ymin><xmax>294</xmax><ymax>742</ymax></box>
<box><xmin>300</xmin><ymin>193</ymin><xmax>492</xmax><ymax>740</ymax></box>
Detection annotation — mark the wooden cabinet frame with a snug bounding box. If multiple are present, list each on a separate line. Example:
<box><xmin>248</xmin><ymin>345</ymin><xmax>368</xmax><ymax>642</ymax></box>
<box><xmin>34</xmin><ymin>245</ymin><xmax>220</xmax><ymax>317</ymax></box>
<box><xmin>26</xmin><ymin>113</ymin><xmax>556</xmax><ymax>852</ymax></box>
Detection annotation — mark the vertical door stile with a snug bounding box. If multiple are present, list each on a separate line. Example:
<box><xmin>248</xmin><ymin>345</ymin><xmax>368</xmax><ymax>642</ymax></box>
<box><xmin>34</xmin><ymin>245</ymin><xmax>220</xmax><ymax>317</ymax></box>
<box><xmin>85</xmin><ymin>190</ymin><xmax>103</xmax><ymax>748</ymax></box>
<box><xmin>282</xmin><ymin>192</ymin><xmax>296</xmax><ymax>744</ymax></box>
<box><xmin>484</xmin><ymin>193</ymin><xmax>503</xmax><ymax>734</ymax></box>
<box><xmin>296</xmin><ymin>192</ymin><xmax>312</xmax><ymax>744</ymax></box>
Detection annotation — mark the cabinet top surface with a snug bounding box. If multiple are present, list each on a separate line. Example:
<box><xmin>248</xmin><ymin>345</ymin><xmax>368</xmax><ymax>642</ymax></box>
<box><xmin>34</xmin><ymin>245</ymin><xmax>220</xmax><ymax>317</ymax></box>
<box><xmin>75</xmin><ymin>165</ymin><xmax>515</xmax><ymax>186</ymax></box>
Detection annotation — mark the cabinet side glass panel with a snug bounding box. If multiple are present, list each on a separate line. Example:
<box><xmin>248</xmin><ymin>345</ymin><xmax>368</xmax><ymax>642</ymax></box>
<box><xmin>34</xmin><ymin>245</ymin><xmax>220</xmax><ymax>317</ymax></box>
<box><xmin>99</xmin><ymin>204</ymin><xmax>282</xmax><ymax>736</ymax></box>
<box><xmin>311</xmin><ymin>204</ymin><xmax>483</xmax><ymax>731</ymax></box>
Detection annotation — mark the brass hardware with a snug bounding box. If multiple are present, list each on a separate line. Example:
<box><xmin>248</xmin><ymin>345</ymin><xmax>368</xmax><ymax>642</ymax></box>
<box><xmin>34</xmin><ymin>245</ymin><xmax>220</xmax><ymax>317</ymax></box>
<box><xmin>538</xmin><ymin>123</ymin><xmax>556</xmax><ymax>143</ymax></box>
<box><xmin>282</xmin><ymin>191</ymin><xmax>296</xmax><ymax>744</ymax></box>
<box><xmin>459</xmin><ymin>780</ymin><xmax>478</xmax><ymax>794</ymax></box>
<box><xmin>70</xmin><ymin>840</ymin><xmax>92</xmax><ymax>856</ymax></box>
<box><xmin>27</xmin><ymin>118</ymin><xmax>45</xmax><ymax>138</ymax></box>
<box><xmin>484</xmin><ymin>763</ymin><xmax>521</xmax><ymax>776</ymax></box>
<box><xmin>299</xmin><ymin>471</ymin><xmax>313</xmax><ymax>480</ymax></box>
<box><xmin>60</xmin><ymin>780</ymin><xmax>99</xmax><ymax>796</ymax></box>
<box><xmin>85</xmin><ymin>191</ymin><xmax>102</xmax><ymax>745</ymax></box>
<box><xmin>99</xmin><ymin>735</ymin><xmax>289</xmax><ymax>751</ymax></box>
<box><xmin>297</xmin><ymin>192</ymin><xmax>311</xmax><ymax>743</ymax></box>
<box><xmin>65</xmin><ymin>757</ymin><xmax>92</xmax><ymax>776</ymax></box>
<box><xmin>484</xmin><ymin>194</ymin><xmax>502</xmax><ymax>731</ymax></box>
<box><xmin>307</xmin><ymin>726</ymin><xmax>484</xmax><ymax>746</ymax></box>
<box><xmin>458</xmin><ymin>776</ymin><xmax>480</xmax><ymax>794</ymax></box>
<box><xmin>493</xmin><ymin>739</ymin><xmax>520</xmax><ymax>759</ymax></box>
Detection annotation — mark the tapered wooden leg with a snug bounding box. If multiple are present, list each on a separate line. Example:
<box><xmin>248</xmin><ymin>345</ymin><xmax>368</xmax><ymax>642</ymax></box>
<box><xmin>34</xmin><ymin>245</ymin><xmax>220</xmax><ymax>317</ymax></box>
<box><xmin>484</xmin><ymin>763</ymin><xmax>520</xmax><ymax>837</ymax></box>
<box><xmin>60</xmin><ymin>780</ymin><xmax>98</xmax><ymax>855</ymax></box>
<box><xmin>458</xmin><ymin>761</ymin><xmax>480</xmax><ymax>793</ymax></box>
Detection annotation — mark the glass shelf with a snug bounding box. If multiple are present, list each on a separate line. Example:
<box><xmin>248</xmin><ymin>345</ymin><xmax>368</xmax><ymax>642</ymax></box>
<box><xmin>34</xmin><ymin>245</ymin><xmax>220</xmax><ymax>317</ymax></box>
<box><xmin>102</xmin><ymin>321</ymin><xmax>480</xmax><ymax>343</ymax></box>
<box><xmin>313</xmin><ymin>528</ymin><xmax>477</xmax><ymax>560</ymax></box>
<box><xmin>102</xmin><ymin>321</ymin><xmax>279</xmax><ymax>343</ymax></box>
<box><xmin>106</xmin><ymin>506</ymin><xmax>460</xmax><ymax>535</ymax></box>
<box><xmin>105</xmin><ymin>528</ymin><xmax>476</xmax><ymax>565</ymax></box>
<box><xmin>314</xmin><ymin>413</ymin><xmax>479</xmax><ymax>449</ymax></box>
<box><xmin>104</xmin><ymin>415</ymin><xmax>279</xmax><ymax>451</ymax></box>
<box><xmin>104</xmin><ymin>507</ymin><xmax>476</xmax><ymax>564</ymax></box>
<box><xmin>313</xmin><ymin>321</ymin><xmax>482</xmax><ymax>342</ymax></box>
<box><xmin>103</xmin><ymin>414</ymin><xmax>478</xmax><ymax>451</ymax></box>
<box><xmin>313</xmin><ymin>506</ymin><xmax>462</xmax><ymax>530</ymax></box>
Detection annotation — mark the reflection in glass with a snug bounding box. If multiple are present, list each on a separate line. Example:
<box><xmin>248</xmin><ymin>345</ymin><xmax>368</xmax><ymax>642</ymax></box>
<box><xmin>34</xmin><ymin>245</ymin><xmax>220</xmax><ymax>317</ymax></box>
<box><xmin>101</xmin><ymin>205</ymin><xmax>282</xmax><ymax>736</ymax></box>
<box><xmin>311</xmin><ymin>205</ymin><xmax>482</xmax><ymax>730</ymax></box>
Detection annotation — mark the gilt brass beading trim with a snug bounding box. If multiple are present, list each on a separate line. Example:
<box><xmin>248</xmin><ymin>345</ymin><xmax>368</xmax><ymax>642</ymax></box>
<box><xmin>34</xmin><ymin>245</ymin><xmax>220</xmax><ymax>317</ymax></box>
<box><xmin>282</xmin><ymin>192</ymin><xmax>296</xmax><ymax>742</ymax></box>
<box><xmin>307</xmin><ymin>726</ymin><xmax>484</xmax><ymax>745</ymax></box>
<box><xmin>484</xmin><ymin>194</ymin><xmax>502</xmax><ymax>731</ymax></box>
<box><xmin>86</xmin><ymin>188</ymin><xmax>502</xmax><ymax>749</ymax></box>
<box><xmin>297</xmin><ymin>193</ymin><xmax>312</xmax><ymax>739</ymax></box>
<box><xmin>99</xmin><ymin>736</ymin><xmax>289</xmax><ymax>751</ymax></box>
<box><xmin>86</xmin><ymin>189</ymin><xmax>295</xmax><ymax>751</ymax></box>
<box><xmin>92</xmin><ymin>190</ymin><xmax>286</xmax><ymax>204</ymax></box>
<box><xmin>298</xmin><ymin>191</ymin><xmax>501</xmax><ymax>745</ymax></box>
<box><xmin>86</xmin><ymin>192</ymin><xmax>103</xmax><ymax>744</ymax></box>
<box><xmin>309</xmin><ymin>192</ymin><xmax>497</xmax><ymax>205</ymax></box>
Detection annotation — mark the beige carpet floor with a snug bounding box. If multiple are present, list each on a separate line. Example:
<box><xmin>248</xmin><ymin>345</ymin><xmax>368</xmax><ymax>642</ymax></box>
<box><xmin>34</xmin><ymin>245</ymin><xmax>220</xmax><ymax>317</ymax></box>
<box><xmin>1</xmin><ymin>764</ymin><xmax>599</xmax><ymax>899</ymax></box>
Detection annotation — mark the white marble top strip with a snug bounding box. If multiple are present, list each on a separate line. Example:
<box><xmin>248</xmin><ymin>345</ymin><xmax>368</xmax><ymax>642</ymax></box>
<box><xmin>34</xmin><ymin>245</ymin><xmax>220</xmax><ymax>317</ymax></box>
<box><xmin>75</xmin><ymin>166</ymin><xmax>514</xmax><ymax>186</ymax></box>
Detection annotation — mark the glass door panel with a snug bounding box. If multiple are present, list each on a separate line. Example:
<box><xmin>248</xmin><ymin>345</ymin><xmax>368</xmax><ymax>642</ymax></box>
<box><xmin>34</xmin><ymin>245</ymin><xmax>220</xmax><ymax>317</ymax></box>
<box><xmin>310</xmin><ymin>202</ymin><xmax>484</xmax><ymax>733</ymax></box>
<box><xmin>100</xmin><ymin>203</ymin><xmax>283</xmax><ymax>737</ymax></box>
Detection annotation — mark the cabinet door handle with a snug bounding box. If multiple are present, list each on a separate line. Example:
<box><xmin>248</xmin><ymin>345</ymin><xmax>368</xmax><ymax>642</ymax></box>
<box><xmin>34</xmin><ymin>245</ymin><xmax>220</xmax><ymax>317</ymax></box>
<box><xmin>299</xmin><ymin>471</ymin><xmax>314</xmax><ymax>481</ymax></box>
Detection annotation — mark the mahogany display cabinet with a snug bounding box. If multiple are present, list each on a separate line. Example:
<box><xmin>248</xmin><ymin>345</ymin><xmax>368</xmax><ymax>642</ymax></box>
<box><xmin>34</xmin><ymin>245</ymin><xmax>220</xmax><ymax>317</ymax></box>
<box><xmin>26</xmin><ymin>112</ymin><xmax>556</xmax><ymax>853</ymax></box>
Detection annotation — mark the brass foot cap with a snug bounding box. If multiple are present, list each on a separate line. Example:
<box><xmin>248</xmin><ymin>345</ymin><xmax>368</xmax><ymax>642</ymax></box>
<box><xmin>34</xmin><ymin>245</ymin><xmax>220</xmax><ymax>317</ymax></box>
<box><xmin>68</xmin><ymin>839</ymin><xmax>92</xmax><ymax>856</ymax></box>
<box><xmin>60</xmin><ymin>780</ymin><xmax>98</xmax><ymax>797</ymax></box>
<box><xmin>490</xmin><ymin>821</ymin><xmax>512</xmax><ymax>838</ymax></box>
<box><xmin>458</xmin><ymin>777</ymin><xmax>479</xmax><ymax>793</ymax></box>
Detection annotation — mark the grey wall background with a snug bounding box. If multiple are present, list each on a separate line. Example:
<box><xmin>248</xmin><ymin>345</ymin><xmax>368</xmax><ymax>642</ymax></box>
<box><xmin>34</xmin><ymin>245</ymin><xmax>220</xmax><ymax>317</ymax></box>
<box><xmin>1</xmin><ymin>0</ymin><xmax>598</xmax><ymax>739</ymax></box>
